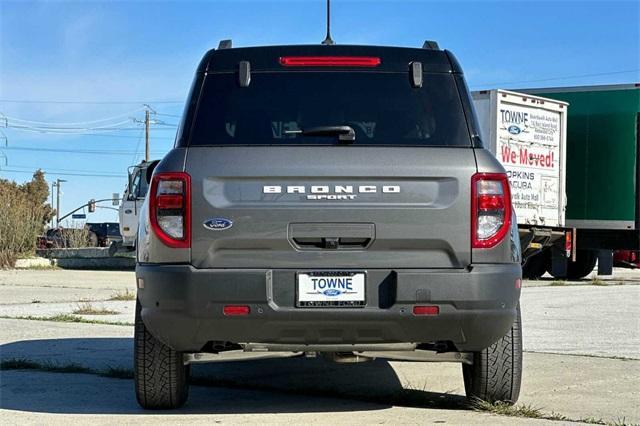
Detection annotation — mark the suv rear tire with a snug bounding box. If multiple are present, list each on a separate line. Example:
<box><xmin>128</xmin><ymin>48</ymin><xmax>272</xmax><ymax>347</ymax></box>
<box><xmin>134</xmin><ymin>300</ymin><xmax>190</xmax><ymax>409</ymax></box>
<box><xmin>462</xmin><ymin>303</ymin><xmax>522</xmax><ymax>404</ymax></box>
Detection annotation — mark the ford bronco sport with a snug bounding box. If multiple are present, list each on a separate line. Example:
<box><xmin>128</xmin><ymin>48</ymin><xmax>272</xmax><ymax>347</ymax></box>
<box><xmin>134</xmin><ymin>41</ymin><xmax>523</xmax><ymax>409</ymax></box>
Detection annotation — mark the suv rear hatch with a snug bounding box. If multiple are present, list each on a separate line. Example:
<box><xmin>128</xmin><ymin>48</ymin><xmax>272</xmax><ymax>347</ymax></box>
<box><xmin>181</xmin><ymin>45</ymin><xmax>477</xmax><ymax>269</ymax></box>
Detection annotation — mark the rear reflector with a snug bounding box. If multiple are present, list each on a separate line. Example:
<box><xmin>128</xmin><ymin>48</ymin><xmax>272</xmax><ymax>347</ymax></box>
<box><xmin>223</xmin><ymin>305</ymin><xmax>250</xmax><ymax>316</ymax></box>
<box><xmin>279</xmin><ymin>56</ymin><xmax>381</xmax><ymax>67</ymax></box>
<box><xmin>156</xmin><ymin>194</ymin><xmax>184</xmax><ymax>210</ymax></box>
<box><xmin>413</xmin><ymin>306</ymin><xmax>439</xmax><ymax>316</ymax></box>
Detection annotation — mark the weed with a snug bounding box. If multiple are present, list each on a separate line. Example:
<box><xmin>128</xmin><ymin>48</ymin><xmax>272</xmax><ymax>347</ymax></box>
<box><xmin>549</xmin><ymin>280</ymin><xmax>567</xmax><ymax>286</ymax></box>
<box><xmin>100</xmin><ymin>366</ymin><xmax>134</xmax><ymax>379</ymax></box>
<box><xmin>72</xmin><ymin>301</ymin><xmax>119</xmax><ymax>315</ymax></box>
<box><xmin>471</xmin><ymin>399</ymin><xmax>542</xmax><ymax>418</ymax></box>
<box><xmin>0</xmin><ymin>314</ymin><xmax>132</xmax><ymax>326</ymax></box>
<box><xmin>18</xmin><ymin>264</ymin><xmax>57</xmax><ymax>271</ymax></box>
<box><xmin>108</xmin><ymin>288</ymin><xmax>136</xmax><ymax>301</ymax></box>
<box><xmin>591</xmin><ymin>277</ymin><xmax>607</xmax><ymax>286</ymax></box>
<box><xmin>1</xmin><ymin>358</ymin><xmax>92</xmax><ymax>374</ymax></box>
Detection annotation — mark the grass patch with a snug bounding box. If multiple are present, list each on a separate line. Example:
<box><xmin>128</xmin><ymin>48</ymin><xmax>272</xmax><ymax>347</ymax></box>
<box><xmin>100</xmin><ymin>366</ymin><xmax>134</xmax><ymax>379</ymax></box>
<box><xmin>17</xmin><ymin>264</ymin><xmax>58</xmax><ymax>270</ymax></box>
<box><xmin>72</xmin><ymin>301</ymin><xmax>119</xmax><ymax>316</ymax></box>
<box><xmin>1</xmin><ymin>358</ymin><xmax>132</xmax><ymax>378</ymax></box>
<box><xmin>591</xmin><ymin>277</ymin><xmax>608</xmax><ymax>286</ymax></box>
<box><xmin>0</xmin><ymin>314</ymin><xmax>132</xmax><ymax>326</ymax></box>
<box><xmin>471</xmin><ymin>399</ymin><xmax>614</xmax><ymax>424</ymax></box>
<box><xmin>1</xmin><ymin>358</ymin><xmax>92</xmax><ymax>374</ymax></box>
<box><xmin>108</xmin><ymin>288</ymin><xmax>136</xmax><ymax>301</ymax></box>
<box><xmin>549</xmin><ymin>280</ymin><xmax>567</xmax><ymax>286</ymax></box>
<box><xmin>471</xmin><ymin>399</ymin><xmax>543</xmax><ymax>418</ymax></box>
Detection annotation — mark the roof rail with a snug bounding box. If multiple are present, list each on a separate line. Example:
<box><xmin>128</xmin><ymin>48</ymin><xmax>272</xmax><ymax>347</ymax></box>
<box><xmin>218</xmin><ymin>39</ymin><xmax>232</xmax><ymax>49</ymax></box>
<box><xmin>422</xmin><ymin>40</ymin><xmax>440</xmax><ymax>50</ymax></box>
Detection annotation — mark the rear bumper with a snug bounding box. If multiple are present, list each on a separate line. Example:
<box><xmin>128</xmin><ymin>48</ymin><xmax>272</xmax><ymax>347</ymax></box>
<box><xmin>136</xmin><ymin>264</ymin><xmax>521</xmax><ymax>352</ymax></box>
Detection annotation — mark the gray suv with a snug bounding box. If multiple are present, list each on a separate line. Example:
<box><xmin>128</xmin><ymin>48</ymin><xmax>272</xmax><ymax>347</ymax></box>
<box><xmin>134</xmin><ymin>41</ymin><xmax>523</xmax><ymax>409</ymax></box>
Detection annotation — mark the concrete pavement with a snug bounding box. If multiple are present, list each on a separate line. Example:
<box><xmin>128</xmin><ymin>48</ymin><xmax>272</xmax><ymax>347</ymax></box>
<box><xmin>1</xmin><ymin>268</ymin><xmax>639</xmax><ymax>424</ymax></box>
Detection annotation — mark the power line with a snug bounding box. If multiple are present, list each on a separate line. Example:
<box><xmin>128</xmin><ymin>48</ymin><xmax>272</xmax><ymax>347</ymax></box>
<box><xmin>2</xmin><ymin>146</ymin><xmax>166</xmax><ymax>156</ymax></box>
<box><xmin>131</xmin><ymin>127</ymin><xmax>145</xmax><ymax>164</ymax></box>
<box><xmin>8</xmin><ymin>164</ymin><xmax>125</xmax><ymax>175</ymax></box>
<box><xmin>0</xmin><ymin>99</ymin><xmax>184</xmax><ymax>105</ymax></box>
<box><xmin>3</xmin><ymin>107</ymin><xmax>145</xmax><ymax>126</ymax></box>
<box><xmin>156</xmin><ymin>112</ymin><xmax>183</xmax><ymax>118</ymax></box>
<box><xmin>472</xmin><ymin>69</ymin><xmax>640</xmax><ymax>88</ymax></box>
<box><xmin>1</xmin><ymin>168</ymin><xmax>126</xmax><ymax>178</ymax></box>
<box><xmin>4</xmin><ymin>132</ymin><xmax>175</xmax><ymax>140</ymax></box>
<box><xmin>6</xmin><ymin>124</ymin><xmax>177</xmax><ymax>134</ymax></box>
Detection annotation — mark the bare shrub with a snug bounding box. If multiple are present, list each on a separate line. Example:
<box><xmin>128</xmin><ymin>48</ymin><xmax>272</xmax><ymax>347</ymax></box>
<box><xmin>59</xmin><ymin>224</ymin><xmax>92</xmax><ymax>248</ymax></box>
<box><xmin>0</xmin><ymin>170</ymin><xmax>54</xmax><ymax>268</ymax></box>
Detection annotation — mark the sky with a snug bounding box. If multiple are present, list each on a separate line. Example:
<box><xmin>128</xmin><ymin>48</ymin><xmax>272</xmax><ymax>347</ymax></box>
<box><xmin>1</xmin><ymin>0</ymin><xmax>638</xmax><ymax>224</ymax></box>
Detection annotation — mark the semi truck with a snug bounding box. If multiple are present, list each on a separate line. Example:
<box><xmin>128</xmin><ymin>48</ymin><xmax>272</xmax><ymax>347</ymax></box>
<box><xmin>473</xmin><ymin>85</ymin><xmax>640</xmax><ymax>279</ymax></box>
<box><xmin>524</xmin><ymin>84</ymin><xmax>639</xmax><ymax>277</ymax></box>
<box><xmin>472</xmin><ymin>89</ymin><xmax>571</xmax><ymax>278</ymax></box>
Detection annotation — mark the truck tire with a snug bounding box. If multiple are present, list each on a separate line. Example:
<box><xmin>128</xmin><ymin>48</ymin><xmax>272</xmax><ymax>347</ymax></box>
<box><xmin>548</xmin><ymin>250</ymin><xmax>597</xmax><ymax>280</ymax></box>
<box><xmin>462</xmin><ymin>303</ymin><xmax>522</xmax><ymax>404</ymax></box>
<box><xmin>565</xmin><ymin>250</ymin><xmax>597</xmax><ymax>280</ymax></box>
<box><xmin>522</xmin><ymin>252</ymin><xmax>548</xmax><ymax>279</ymax></box>
<box><xmin>134</xmin><ymin>300</ymin><xmax>189</xmax><ymax>409</ymax></box>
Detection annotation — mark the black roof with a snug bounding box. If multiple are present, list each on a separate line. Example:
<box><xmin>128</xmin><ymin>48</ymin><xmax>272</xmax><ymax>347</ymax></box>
<box><xmin>197</xmin><ymin>44</ymin><xmax>461</xmax><ymax>74</ymax></box>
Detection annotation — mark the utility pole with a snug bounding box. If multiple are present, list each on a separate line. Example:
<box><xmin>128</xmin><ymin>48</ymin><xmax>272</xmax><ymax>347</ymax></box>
<box><xmin>132</xmin><ymin>105</ymin><xmax>158</xmax><ymax>162</ymax></box>
<box><xmin>50</xmin><ymin>181</ymin><xmax>55</xmax><ymax>228</ymax></box>
<box><xmin>55</xmin><ymin>178</ymin><xmax>67</xmax><ymax>227</ymax></box>
<box><xmin>144</xmin><ymin>109</ymin><xmax>150</xmax><ymax>161</ymax></box>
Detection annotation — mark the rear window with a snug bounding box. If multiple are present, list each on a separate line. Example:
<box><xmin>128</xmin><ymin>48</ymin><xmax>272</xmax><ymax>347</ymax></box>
<box><xmin>187</xmin><ymin>72</ymin><xmax>471</xmax><ymax>146</ymax></box>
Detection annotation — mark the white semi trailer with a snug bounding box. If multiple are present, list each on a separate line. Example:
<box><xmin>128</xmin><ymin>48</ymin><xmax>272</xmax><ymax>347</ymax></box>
<box><xmin>472</xmin><ymin>89</ymin><xmax>571</xmax><ymax>278</ymax></box>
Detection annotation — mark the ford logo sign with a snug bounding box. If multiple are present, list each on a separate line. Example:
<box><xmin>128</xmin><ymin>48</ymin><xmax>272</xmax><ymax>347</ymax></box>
<box><xmin>203</xmin><ymin>218</ymin><xmax>233</xmax><ymax>231</ymax></box>
<box><xmin>323</xmin><ymin>289</ymin><xmax>342</xmax><ymax>297</ymax></box>
<box><xmin>508</xmin><ymin>125</ymin><xmax>521</xmax><ymax>135</ymax></box>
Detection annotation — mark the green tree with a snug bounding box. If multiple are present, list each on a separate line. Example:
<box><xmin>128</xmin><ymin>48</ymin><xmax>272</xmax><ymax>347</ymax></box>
<box><xmin>20</xmin><ymin>170</ymin><xmax>55</xmax><ymax>226</ymax></box>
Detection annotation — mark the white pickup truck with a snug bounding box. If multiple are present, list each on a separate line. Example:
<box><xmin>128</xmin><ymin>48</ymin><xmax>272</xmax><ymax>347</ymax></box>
<box><xmin>118</xmin><ymin>161</ymin><xmax>153</xmax><ymax>249</ymax></box>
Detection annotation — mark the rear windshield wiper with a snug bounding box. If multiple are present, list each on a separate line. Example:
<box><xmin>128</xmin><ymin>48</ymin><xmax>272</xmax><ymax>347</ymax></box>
<box><xmin>285</xmin><ymin>125</ymin><xmax>355</xmax><ymax>143</ymax></box>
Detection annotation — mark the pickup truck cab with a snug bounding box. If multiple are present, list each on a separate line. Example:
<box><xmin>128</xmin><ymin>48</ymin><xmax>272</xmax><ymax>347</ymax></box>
<box><xmin>134</xmin><ymin>41</ymin><xmax>523</xmax><ymax>409</ymax></box>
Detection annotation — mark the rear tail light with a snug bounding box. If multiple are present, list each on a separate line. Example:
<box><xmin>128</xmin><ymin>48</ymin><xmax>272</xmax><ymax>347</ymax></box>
<box><xmin>565</xmin><ymin>231</ymin><xmax>573</xmax><ymax>257</ymax></box>
<box><xmin>279</xmin><ymin>56</ymin><xmax>381</xmax><ymax>67</ymax></box>
<box><xmin>471</xmin><ymin>173</ymin><xmax>512</xmax><ymax>248</ymax></box>
<box><xmin>223</xmin><ymin>305</ymin><xmax>250</xmax><ymax>316</ymax></box>
<box><xmin>149</xmin><ymin>172</ymin><xmax>191</xmax><ymax>248</ymax></box>
<box><xmin>413</xmin><ymin>305</ymin><xmax>439</xmax><ymax>316</ymax></box>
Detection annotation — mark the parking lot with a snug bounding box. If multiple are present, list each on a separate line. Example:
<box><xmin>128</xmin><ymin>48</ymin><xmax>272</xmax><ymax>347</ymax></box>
<box><xmin>1</xmin><ymin>268</ymin><xmax>639</xmax><ymax>425</ymax></box>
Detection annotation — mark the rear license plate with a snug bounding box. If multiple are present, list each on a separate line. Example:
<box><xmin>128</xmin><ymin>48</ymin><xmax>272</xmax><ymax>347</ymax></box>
<box><xmin>297</xmin><ymin>271</ymin><xmax>366</xmax><ymax>307</ymax></box>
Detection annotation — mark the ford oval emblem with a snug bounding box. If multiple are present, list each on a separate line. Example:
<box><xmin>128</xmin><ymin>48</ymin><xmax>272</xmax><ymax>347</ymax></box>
<box><xmin>323</xmin><ymin>289</ymin><xmax>342</xmax><ymax>297</ymax></box>
<box><xmin>203</xmin><ymin>218</ymin><xmax>233</xmax><ymax>231</ymax></box>
<box><xmin>508</xmin><ymin>125</ymin><xmax>521</xmax><ymax>135</ymax></box>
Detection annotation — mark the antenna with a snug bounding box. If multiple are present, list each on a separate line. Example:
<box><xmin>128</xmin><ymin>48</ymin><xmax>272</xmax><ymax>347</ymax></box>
<box><xmin>321</xmin><ymin>0</ymin><xmax>334</xmax><ymax>45</ymax></box>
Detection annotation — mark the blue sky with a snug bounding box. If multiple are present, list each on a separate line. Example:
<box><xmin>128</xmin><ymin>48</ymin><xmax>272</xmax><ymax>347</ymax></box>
<box><xmin>1</xmin><ymin>0</ymin><xmax>638</xmax><ymax>223</ymax></box>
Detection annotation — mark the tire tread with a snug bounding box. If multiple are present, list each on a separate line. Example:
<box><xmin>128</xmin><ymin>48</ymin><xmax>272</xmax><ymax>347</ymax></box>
<box><xmin>134</xmin><ymin>300</ymin><xmax>189</xmax><ymax>409</ymax></box>
<box><xmin>463</xmin><ymin>303</ymin><xmax>522</xmax><ymax>404</ymax></box>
